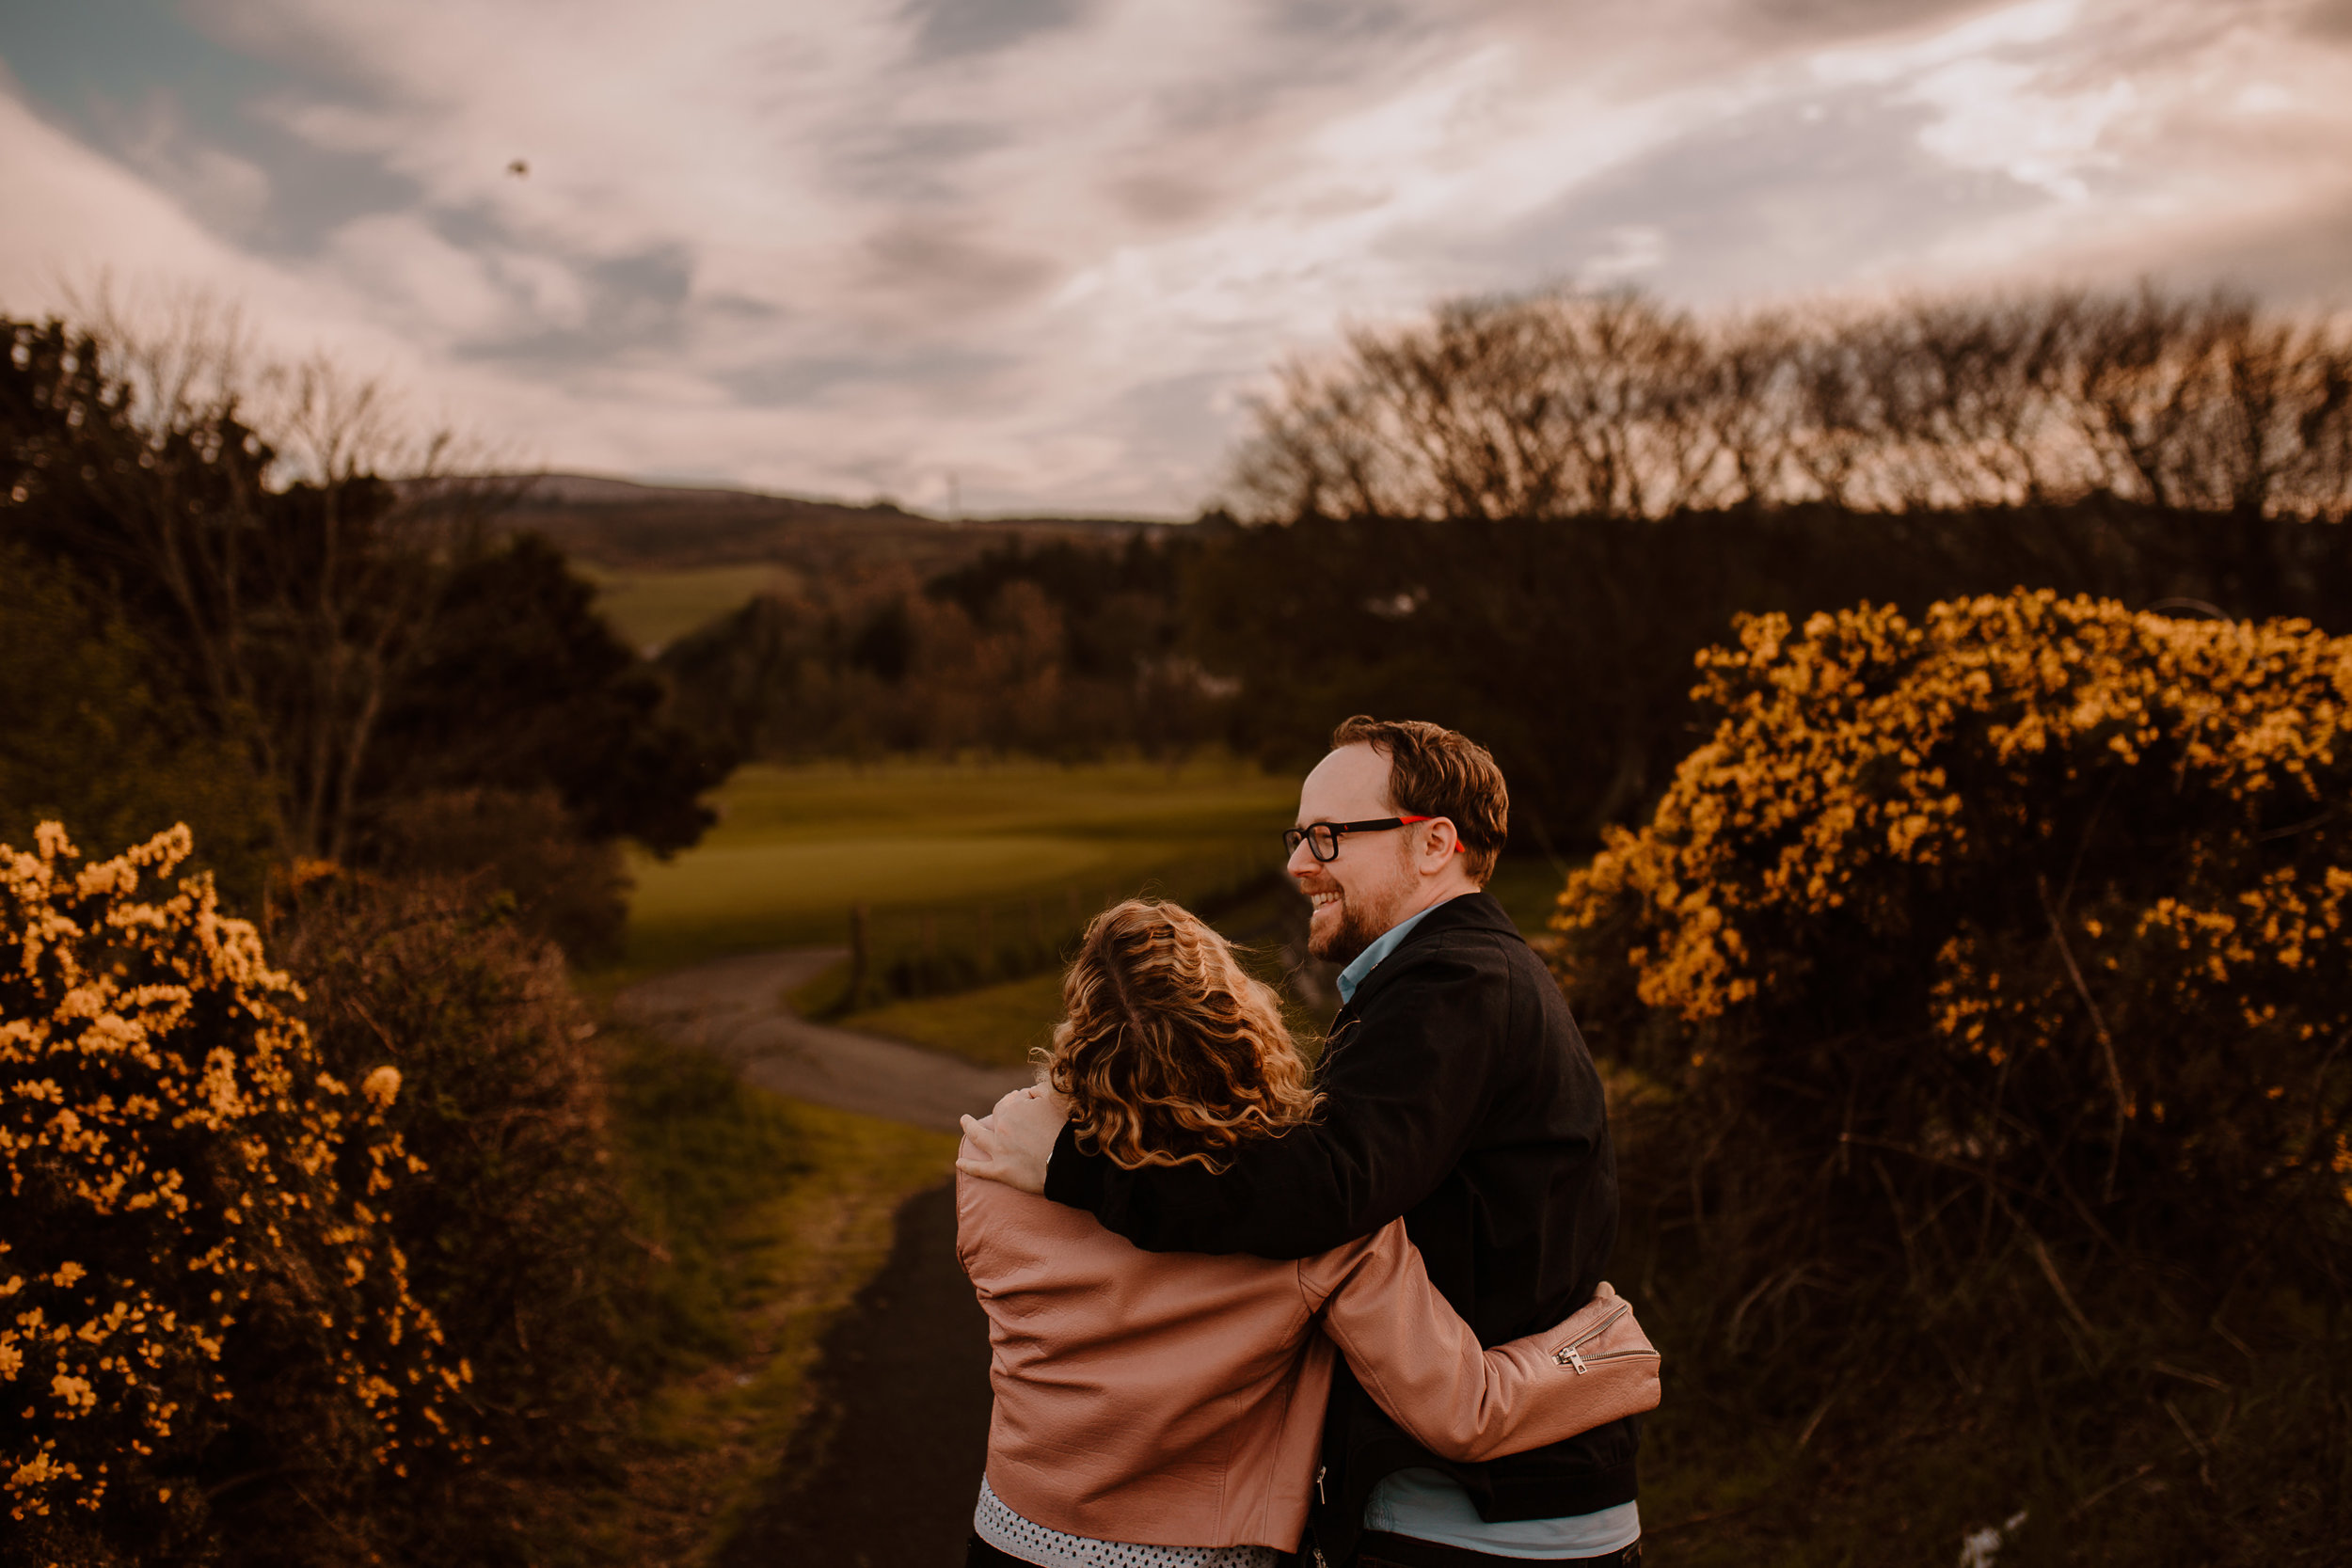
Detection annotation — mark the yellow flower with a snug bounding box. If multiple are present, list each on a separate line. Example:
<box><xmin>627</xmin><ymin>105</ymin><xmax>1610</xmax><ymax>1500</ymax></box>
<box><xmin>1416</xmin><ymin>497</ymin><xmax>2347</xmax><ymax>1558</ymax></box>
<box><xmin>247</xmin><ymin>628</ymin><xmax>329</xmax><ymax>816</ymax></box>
<box><xmin>361</xmin><ymin>1066</ymin><xmax>402</xmax><ymax>1110</ymax></box>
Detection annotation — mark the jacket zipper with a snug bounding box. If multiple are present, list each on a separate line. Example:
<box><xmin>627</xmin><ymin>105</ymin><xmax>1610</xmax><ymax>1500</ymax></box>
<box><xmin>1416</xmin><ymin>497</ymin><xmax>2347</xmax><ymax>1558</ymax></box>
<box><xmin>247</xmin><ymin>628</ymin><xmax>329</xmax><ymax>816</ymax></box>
<box><xmin>1315</xmin><ymin>1464</ymin><xmax>1327</xmax><ymax>1504</ymax></box>
<box><xmin>1550</xmin><ymin>1299</ymin><xmax>1632</xmax><ymax>1372</ymax></box>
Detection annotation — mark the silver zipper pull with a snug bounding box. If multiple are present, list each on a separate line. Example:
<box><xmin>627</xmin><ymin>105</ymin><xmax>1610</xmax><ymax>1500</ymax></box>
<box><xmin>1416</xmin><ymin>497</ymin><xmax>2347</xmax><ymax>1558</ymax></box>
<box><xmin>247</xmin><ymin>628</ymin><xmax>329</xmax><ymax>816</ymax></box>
<box><xmin>1316</xmin><ymin>1465</ymin><xmax>1327</xmax><ymax>1503</ymax></box>
<box><xmin>1554</xmin><ymin>1345</ymin><xmax>1588</xmax><ymax>1372</ymax></box>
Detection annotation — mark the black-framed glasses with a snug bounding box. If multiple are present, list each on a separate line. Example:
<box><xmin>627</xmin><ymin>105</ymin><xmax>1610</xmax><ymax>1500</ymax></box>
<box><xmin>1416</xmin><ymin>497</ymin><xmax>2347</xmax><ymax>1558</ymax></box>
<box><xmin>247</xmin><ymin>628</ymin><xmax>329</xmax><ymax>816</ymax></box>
<box><xmin>1283</xmin><ymin>815</ymin><xmax>1454</xmax><ymax>863</ymax></box>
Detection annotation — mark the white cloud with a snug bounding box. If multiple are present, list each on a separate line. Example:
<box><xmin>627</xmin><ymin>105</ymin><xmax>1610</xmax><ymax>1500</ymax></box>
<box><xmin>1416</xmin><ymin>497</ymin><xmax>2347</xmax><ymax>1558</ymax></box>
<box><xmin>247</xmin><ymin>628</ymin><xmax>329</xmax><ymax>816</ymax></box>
<box><xmin>1580</xmin><ymin>226</ymin><xmax>1671</xmax><ymax>287</ymax></box>
<box><xmin>5</xmin><ymin>0</ymin><xmax>2349</xmax><ymax>513</ymax></box>
<box><xmin>1911</xmin><ymin>61</ymin><xmax>2134</xmax><ymax>202</ymax></box>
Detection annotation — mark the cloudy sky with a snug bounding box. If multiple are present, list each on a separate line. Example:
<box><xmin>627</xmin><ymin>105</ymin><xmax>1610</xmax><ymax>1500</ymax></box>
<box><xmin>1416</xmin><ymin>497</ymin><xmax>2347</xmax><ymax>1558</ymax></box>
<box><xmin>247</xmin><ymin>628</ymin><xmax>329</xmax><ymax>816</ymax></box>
<box><xmin>4</xmin><ymin>0</ymin><xmax>2349</xmax><ymax>515</ymax></box>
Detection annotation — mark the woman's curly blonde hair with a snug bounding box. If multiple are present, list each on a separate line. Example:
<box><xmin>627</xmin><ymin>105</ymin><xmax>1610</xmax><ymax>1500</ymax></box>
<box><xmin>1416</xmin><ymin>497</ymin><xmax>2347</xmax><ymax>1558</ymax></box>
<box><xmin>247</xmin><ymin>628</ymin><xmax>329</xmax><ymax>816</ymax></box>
<box><xmin>1043</xmin><ymin>898</ymin><xmax>1321</xmax><ymax>1172</ymax></box>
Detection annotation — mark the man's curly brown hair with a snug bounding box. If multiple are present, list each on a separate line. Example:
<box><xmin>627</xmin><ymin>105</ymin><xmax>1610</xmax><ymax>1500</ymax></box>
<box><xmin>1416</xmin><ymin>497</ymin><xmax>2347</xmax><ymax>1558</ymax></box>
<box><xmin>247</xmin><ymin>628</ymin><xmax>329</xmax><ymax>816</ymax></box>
<box><xmin>1042</xmin><ymin>898</ymin><xmax>1321</xmax><ymax>1172</ymax></box>
<box><xmin>1330</xmin><ymin>715</ymin><xmax>1508</xmax><ymax>884</ymax></box>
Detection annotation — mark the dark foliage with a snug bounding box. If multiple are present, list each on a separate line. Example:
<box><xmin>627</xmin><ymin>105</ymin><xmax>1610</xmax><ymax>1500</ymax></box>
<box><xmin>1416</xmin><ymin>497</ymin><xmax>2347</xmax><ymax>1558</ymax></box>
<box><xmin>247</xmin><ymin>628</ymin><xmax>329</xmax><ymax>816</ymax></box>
<box><xmin>1553</xmin><ymin>594</ymin><xmax>2352</xmax><ymax>1562</ymax></box>
<box><xmin>269</xmin><ymin>871</ymin><xmax>648</xmax><ymax>1565</ymax></box>
<box><xmin>363</xmin><ymin>533</ymin><xmax>726</xmax><ymax>858</ymax></box>
<box><xmin>1190</xmin><ymin>501</ymin><xmax>2352</xmax><ymax>852</ymax></box>
<box><xmin>369</xmin><ymin>788</ymin><xmax>632</xmax><ymax>967</ymax></box>
<box><xmin>658</xmin><ymin>534</ymin><xmax>1227</xmax><ymax>763</ymax></box>
<box><xmin>0</xmin><ymin>545</ymin><xmax>275</xmax><ymax>906</ymax></box>
<box><xmin>2</xmin><ymin>315</ymin><xmax>720</xmax><ymax>936</ymax></box>
<box><xmin>2</xmin><ymin>317</ymin><xmax>449</xmax><ymax>865</ymax></box>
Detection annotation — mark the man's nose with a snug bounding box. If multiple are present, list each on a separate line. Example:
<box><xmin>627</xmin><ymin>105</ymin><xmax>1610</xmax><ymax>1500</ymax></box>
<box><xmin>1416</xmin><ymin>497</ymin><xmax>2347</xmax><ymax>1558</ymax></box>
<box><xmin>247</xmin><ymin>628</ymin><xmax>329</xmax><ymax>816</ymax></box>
<box><xmin>1285</xmin><ymin>837</ymin><xmax>1318</xmax><ymax>878</ymax></box>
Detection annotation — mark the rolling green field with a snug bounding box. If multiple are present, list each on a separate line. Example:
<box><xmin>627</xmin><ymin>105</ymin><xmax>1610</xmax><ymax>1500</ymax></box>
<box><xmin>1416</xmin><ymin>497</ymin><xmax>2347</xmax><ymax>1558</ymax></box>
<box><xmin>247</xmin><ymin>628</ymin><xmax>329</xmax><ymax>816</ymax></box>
<box><xmin>623</xmin><ymin>757</ymin><xmax>1301</xmax><ymax>974</ymax></box>
<box><xmin>582</xmin><ymin>562</ymin><xmax>796</xmax><ymax>652</ymax></box>
<box><xmin>623</xmin><ymin>755</ymin><xmax>1577</xmax><ymax>1058</ymax></box>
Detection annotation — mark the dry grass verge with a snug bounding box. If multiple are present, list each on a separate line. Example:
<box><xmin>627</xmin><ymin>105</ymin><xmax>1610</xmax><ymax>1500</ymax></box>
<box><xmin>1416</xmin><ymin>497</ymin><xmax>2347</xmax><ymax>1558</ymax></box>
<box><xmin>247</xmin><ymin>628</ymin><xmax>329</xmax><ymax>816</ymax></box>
<box><xmin>594</xmin><ymin>1027</ymin><xmax>956</xmax><ymax>1565</ymax></box>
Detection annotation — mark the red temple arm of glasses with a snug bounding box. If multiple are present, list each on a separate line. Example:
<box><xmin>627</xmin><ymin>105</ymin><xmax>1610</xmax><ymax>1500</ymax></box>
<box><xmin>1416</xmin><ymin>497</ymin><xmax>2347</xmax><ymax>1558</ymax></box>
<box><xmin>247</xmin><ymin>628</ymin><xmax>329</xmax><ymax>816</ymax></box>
<box><xmin>1397</xmin><ymin>815</ymin><xmax>1468</xmax><ymax>852</ymax></box>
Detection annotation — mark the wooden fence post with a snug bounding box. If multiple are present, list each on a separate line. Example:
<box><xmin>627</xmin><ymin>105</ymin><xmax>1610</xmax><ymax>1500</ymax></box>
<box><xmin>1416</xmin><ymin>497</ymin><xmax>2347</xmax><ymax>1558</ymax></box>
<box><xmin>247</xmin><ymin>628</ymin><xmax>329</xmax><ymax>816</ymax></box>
<box><xmin>849</xmin><ymin>902</ymin><xmax>869</xmax><ymax>1009</ymax></box>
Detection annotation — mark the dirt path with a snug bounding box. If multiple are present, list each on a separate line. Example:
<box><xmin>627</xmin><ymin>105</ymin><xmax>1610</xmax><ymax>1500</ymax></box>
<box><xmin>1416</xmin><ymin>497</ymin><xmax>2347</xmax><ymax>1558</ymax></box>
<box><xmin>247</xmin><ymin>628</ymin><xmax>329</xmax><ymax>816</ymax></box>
<box><xmin>614</xmin><ymin>946</ymin><xmax>1034</xmax><ymax>1131</ymax></box>
<box><xmin>715</xmin><ymin>1180</ymin><xmax>992</xmax><ymax>1567</ymax></box>
<box><xmin>616</xmin><ymin>947</ymin><xmax>1009</xmax><ymax>1564</ymax></box>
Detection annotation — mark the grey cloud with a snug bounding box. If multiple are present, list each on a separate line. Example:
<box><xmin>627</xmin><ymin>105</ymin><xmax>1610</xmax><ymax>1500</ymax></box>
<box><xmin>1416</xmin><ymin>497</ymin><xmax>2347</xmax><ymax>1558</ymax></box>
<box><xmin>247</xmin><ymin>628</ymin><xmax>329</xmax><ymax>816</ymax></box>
<box><xmin>2304</xmin><ymin>0</ymin><xmax>2352</xmax><ymax>37</ymax></box>
<box><xmin>241</xmin><ymin>141</ymin><xmax>422</xmax><ymax>256</ymax></box>
<box><xmin>1266</xmin><ymin>0</ymin><xmax>1427</xmax><ymax>45</ymax></box>
<box><xmin>1105</xmin><ymin>169</ymin><xmax>1220</xmax><ymax>227</ymax></box>
<box><xmin>591</xmin><ymin>246</ymin><xmax>695</xmax><ymax>312</ymax></box>
<box><xmin>1102</xmin><ymin>368</ymin><xmax>1247</xmax><ymax>473</ymax></box>
<box><xmin>1151</xmin><ymin>1</ymin><xmax>1447</xmax><ymax>133</ymax></box>
<box><xmin>824</xmin><ymin>118</ymin><xmax>1010</xmax><ymax>204</ymax></box>
<box><xmin>716</xmin><ymin>343</ymin><xmax>1016</xmax><ymax>409</ymax></box>
<box><xmin>704</xmin><ymin>292</ymin><xmax>787</xmax><ymax>323</ymax></box>
<box><xmin>1</xmin><ymin>0</ymin><xmax>422</xmax><ymax>259</ymax></box>
<box><xmin>1726</xmin><ymin>0</ymin><xmax>2008</xmax><ymax>46</ymax></box>
<box><xmin>902</xmin><ymin>0</ymin><xmax>1088</xmax><ymax>63</ymax></box>
<box><xmin>452</xmin><ymin>242</ymin><xmax>696</xmax><ymax>369</ymax></box>
<box><xmin>1470</xmin><ymin>87</ymin><xmax>2042</xmax><ymax>302</ymax></box>
<box><xmin>861</xmin><ymin>218</ymin><xmax>1058</xmax><ymax>314</ymax></box>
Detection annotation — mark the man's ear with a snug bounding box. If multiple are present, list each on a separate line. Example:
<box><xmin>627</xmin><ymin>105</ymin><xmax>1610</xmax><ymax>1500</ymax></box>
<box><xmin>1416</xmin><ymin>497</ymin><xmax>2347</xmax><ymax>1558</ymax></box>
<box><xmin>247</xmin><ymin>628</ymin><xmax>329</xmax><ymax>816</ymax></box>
<box><xmin>1416</xmin><ymin>817</ymin><xmax>1461</xmax><ymax>871</ymax></box>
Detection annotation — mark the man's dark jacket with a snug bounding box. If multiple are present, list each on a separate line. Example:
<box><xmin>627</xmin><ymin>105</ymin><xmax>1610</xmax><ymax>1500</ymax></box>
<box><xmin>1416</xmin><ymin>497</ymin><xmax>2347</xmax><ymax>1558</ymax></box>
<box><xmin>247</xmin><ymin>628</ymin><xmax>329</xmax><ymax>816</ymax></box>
<box><xmin>1041</xmin><ymin>890</ymin><xmax>1636</xmax><ymax>1565</ymax></box>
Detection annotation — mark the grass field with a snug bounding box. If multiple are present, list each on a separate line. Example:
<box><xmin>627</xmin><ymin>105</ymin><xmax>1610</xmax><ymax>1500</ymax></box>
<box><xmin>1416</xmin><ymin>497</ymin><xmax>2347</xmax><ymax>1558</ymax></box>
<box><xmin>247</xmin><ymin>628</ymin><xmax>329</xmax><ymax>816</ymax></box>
<box><xmin>623</xmin><ymin>757</ymin><xmax>1300</xmax><ymax>975</ymax></box>
<box><xmin>582</xmin><ymin>562</ymin><xmax>796</xmax><ymax>653</ymax></box>
<box><xmin>619</xmin><ymin>753</ymin><xmax>1580</xmax><ymax>1053</ymax></box>
<box><xmin>825</xmin><ymin>850</ymin><xmax>1579</xmax><ymax>1070</ymax></box>
<box><xmin>843</xmin><ymin>969</ymin><xmax>1068</xmax><ymax>1069</ymax></box>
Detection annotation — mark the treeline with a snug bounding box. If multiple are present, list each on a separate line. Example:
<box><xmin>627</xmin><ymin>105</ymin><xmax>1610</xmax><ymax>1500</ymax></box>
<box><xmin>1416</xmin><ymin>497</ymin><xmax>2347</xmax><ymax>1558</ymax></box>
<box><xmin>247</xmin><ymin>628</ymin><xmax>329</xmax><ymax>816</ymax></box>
<box><xmin>1233</xmin><ymin>285</ymin><xmax>2352</xmax><ymax>523</ymax></box>
<box><xmin>658</xmin><ymin>285</ymin><xmax>2351</xmax><ymax>852</ymax></box>
<box><xmin>1</xmin><ymin>311</ymin><xmax>725</xmax><ymax>958</ymax></box>
<box><xmin>657</xmin><ymin>532</ymin><xmax>1229</xmax><ymax>762</ymax></box>
<box><xmin>1189</xmin><ymin>499</ymin><xmax>2352</xmax><ymax>848</ymax></box>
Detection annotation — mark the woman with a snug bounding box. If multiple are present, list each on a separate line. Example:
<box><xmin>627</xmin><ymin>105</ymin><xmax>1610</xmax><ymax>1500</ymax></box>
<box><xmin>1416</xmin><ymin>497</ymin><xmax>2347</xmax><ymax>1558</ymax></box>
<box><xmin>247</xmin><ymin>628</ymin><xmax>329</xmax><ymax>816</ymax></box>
<box><xmin>957</xmin><ymin>898</ymin><xmax>1659</xmax><ymax>1568</ymax></box>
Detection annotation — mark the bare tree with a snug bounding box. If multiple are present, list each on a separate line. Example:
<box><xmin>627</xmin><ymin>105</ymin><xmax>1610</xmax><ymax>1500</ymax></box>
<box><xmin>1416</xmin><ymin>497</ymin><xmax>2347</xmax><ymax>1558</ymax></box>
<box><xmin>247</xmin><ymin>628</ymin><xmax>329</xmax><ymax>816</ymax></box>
<box><xmin>1694</xmin><ymin>309</ymin><xmax>1808</xmax><ymax>510</ymax></box>
<box><xmin>15</xmin><ymin>293</ymin><xmax>520</xmax><ymax>863</ymax></box>
<box><xmin>1229</xmin><ymin>281</ymin><xmax>2352</xmax><ymax>526</ymax></box>
<box><xmin>1232</xmin><ymin>292</ymin><xmax>1721</xmax><ymax>523</ymax></box>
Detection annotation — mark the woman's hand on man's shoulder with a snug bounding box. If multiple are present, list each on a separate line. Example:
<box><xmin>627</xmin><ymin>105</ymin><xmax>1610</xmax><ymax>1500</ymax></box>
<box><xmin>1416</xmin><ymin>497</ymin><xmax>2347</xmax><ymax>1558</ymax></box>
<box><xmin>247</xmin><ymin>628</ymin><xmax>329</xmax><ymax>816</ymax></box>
<box><xmin>958</xmin><ymin>1085</ymin><xmax>1070</xmax><ymax>1195</ymax></box>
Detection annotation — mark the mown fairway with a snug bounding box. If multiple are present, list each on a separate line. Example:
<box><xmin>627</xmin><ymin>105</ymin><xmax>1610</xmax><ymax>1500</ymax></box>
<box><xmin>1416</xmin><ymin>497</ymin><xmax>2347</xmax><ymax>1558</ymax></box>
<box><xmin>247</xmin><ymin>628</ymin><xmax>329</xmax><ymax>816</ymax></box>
<box><xmin>581</xmin><ymin>562</ymin><xmax>795</xmax><ymax>653</ymax></box>
<box><xmin>624</xmin><ymin>757</ymin><xmax>1300</xmax><ymax>974</ymax></box>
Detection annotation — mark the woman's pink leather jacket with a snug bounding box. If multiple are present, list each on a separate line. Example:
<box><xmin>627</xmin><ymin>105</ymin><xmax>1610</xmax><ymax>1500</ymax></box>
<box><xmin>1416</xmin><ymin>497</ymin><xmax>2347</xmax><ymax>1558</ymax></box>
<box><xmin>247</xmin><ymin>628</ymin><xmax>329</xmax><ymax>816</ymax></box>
<box><xmin>957</xmin><ymin>1160</ymin><xmax>1660</xmax><ymax>1554</ymax></box>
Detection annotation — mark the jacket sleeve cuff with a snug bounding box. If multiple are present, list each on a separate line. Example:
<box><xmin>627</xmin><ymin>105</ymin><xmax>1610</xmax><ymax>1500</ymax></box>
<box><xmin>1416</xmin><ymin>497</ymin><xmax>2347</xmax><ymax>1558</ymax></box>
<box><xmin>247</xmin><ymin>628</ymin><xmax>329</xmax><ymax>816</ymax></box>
<box><xmin>1041</xmin><ymin>1119</ymin><xmax>1104</xmax><ymax>1212</ymax></box>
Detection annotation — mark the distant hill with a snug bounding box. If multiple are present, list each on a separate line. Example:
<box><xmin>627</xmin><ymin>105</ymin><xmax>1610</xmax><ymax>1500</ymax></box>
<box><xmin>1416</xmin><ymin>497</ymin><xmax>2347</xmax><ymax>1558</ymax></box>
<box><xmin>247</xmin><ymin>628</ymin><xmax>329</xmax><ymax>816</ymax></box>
<box><xmin>490</xmin><ymin>471</ymin><xmax>1185</xmax><ymax>576</ymax></box>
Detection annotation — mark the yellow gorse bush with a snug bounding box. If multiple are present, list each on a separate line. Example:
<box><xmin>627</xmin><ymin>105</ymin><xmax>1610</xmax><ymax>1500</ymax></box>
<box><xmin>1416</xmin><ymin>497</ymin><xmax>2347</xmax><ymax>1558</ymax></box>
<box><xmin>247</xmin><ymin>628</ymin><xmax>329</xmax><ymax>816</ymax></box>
<box><xmin>1</xmin><ymin>822</ymin><xmax>465</xmax><ymax>1529</ymax></box>
<box><xmin>1560</xmin><ymin>594</ymin><xmax>2350</xmax><ymax>1083</ymax></box>
<box><xmin>1554</xmin><ymin>588</ymin><xmax>2350</xmax><ymax>1311</ymax></box>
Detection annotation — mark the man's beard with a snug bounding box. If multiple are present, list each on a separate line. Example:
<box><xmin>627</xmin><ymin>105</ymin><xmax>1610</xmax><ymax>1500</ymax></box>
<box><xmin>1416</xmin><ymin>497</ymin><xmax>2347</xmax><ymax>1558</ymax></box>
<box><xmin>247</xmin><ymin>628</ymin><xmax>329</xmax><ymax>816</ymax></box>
<box><xmin>1308</xmin><ymin>894</ymin><xmax>1391</xmax><ymax>966</ymax></box>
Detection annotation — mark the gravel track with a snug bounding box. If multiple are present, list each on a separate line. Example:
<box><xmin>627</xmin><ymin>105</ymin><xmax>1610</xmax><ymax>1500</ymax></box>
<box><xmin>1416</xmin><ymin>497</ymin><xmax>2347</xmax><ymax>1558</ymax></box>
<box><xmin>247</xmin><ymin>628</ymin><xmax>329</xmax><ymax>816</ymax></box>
<box><xmin>613</xmin><ymin>945</ymin><xmax>1034</xmax><ymax>1132</ymax></box>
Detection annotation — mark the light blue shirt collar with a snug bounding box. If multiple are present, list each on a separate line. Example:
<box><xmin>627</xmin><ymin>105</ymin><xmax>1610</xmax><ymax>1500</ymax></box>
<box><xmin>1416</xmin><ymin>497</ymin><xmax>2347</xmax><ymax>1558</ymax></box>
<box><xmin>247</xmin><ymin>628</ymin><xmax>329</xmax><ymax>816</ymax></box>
<box><xmin>1335</xmin><ymin>901</ymin><xmax>1447</xmax><ymax>1005</ymax></box>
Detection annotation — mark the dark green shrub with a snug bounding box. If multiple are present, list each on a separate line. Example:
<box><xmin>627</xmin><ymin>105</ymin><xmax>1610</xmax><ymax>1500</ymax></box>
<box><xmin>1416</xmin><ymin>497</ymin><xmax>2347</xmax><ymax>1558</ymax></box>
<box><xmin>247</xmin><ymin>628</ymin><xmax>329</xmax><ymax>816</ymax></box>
<box><xmin>0</xmin><ymin>546</ymin><xmax>274</xmax><ymax>910</ymax></box>
<box><xmin>275</xmin><ymin>870</ymin><xmax>643</xmax><ymax>1564</ymax></box>
<box><xmin>367</xmin><ymin>788</ymin><xmax>629</xmax><ymax>967</ymax></box>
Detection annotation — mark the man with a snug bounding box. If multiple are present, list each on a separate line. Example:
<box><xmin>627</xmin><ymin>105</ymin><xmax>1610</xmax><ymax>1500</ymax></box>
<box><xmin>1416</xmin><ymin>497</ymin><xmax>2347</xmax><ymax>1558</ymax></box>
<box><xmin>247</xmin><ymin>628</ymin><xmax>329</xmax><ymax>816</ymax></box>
<box><xmin>959</xmin><ymin>717</ymin><xmax>1638</xmax><ymax>1567</ymax></box>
